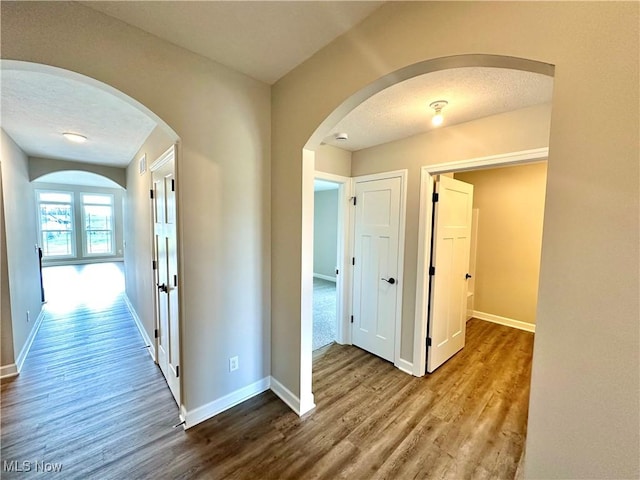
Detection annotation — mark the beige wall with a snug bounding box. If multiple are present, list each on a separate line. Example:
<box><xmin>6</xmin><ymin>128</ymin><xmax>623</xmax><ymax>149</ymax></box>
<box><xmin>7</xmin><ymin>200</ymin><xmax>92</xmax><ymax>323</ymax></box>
<box><xmin>1</xmin><ymin>1</ymin><xmax>271</xmax><ymax>415</ymax></box>
<box><xmin>315</xmin><ymin>144</ymin><xmax>352</xmax><ymax>177</ymax></box>
<box><xmin>0</xmin><ymin>129</ymin><xmax>43</xmax><ymax>368</ymax></box>
<box><xmin>351</xmin><ymin>105</ymin><xmax>551</xmax><ymax>360</ymax></box>
<box><xmin>0</xmin><ymin>167</ymin><xmax>15</xmax><ymax>367</ymax></box>
<box><xmin>272</xmin><ymin>2</ymin><xmax>639</xmax><ymax>478</ymax></box>
<box><xmin>456</xmin><ymin>162</ymin><xmax>547</xmax><ymax>325</ymax></box>
<box><xmin>29</xmin><ymin>157</ymin><xmax>126</xmax><ymax>188</ymax></box>
<box><xmin>124</xmin><ymin>127</ymin><xmax>174</xmax><ymax>347</ymax></box>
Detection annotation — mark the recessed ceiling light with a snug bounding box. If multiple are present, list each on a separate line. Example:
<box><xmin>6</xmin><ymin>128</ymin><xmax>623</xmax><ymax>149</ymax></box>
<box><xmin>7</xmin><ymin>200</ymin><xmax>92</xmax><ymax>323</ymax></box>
<box><xmin>62</xmin><ymin>132</ymin><xmax>87</xmax><ymax>143</ymax></box>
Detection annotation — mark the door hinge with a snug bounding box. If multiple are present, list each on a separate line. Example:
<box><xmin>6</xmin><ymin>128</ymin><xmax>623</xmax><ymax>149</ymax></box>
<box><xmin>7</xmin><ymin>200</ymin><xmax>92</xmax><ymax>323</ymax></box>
<box><xmin>152</xmin><ymin>260</ymin><xmax>157</xmax><ymax>270</ymax></box>
<box><xmin>171</xmin><ymin>179</ymin><xmax>175</xmax><ymax>192</ymax></box>
<box><xmin>350</xmin><ymin>315</ymin><xmax>354</xmax><ymax>324</ymax></box>
<box><xmin>150</xmin><ymin>189</ymin><xmax>154</xmax><ymax>199</ymax></box>
<box><xmin>432</xmin><ymin>192</ymin><xmax>439</xmax><ymax>203</ymax></box>
<box><xmin>154</xmin><ymin>328</ymin><xmax>159</xmax><ymax>339</ymax></box>
<box><xmin>352</xmin><ymin>257</ymin><xmax>355</xmax><ymax>266</ymax></box>
<box><xmin>429</xmin><ymin>266</ymin><xmax>435</xmax><ymax>276</ymax></box>
<box><xmin>427</xmin><ymin>337</ymin><xmax>432</xmax><ymax>347</ymax></box>
<box><xmin>173</xmin><ymin>274</ymin><xmax>178</xmax><ymax>287</ymax></box>
<box><xmin>176</xmin><ymin>365</ymin><xmax>180</xmax><ymax>378</ymax></box>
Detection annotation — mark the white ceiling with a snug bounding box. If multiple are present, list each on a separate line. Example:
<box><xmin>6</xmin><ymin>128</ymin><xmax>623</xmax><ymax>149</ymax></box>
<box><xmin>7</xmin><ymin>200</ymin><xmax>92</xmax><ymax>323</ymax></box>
<box><xmin>1</xmin><ymin>69</ymin><xmax>156</xmax><ymax>167</ymax></box>
<box><xmin>82</xmin><ymin>1</ymin><xmax>384</xmax><ymax>85</ymax></box>
<box><xmin>324</xmin><ymin>67</ymin><xmax>554</xmax><ymax>151</ymax></box>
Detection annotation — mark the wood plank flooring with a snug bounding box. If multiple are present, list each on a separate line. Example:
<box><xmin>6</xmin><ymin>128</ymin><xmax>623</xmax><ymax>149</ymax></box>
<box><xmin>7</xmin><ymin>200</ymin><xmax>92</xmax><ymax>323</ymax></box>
<box><xmin>2</xmin><ymin>264</ymin><xmax>534</xmax><ymax>479</ymax></box>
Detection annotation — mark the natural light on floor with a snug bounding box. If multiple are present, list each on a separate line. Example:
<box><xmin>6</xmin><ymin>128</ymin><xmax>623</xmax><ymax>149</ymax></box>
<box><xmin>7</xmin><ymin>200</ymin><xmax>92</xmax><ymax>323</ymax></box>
<box><xmin>42</xmin><ymin>263</ymin><xmax>125</xmax><ymax>314</ymax></box>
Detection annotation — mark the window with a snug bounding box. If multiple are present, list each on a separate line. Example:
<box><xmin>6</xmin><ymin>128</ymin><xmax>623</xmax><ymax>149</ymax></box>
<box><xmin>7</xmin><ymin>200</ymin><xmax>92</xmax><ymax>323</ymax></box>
<box><xmin>37</xmin><ymin>191</ymin><xmax>75</xmax><ymax>257</ymax></box>
<box><xmin>82</xmin><ymin>194</ymin><xmax>114</xmax><ymax>255</ymax></box>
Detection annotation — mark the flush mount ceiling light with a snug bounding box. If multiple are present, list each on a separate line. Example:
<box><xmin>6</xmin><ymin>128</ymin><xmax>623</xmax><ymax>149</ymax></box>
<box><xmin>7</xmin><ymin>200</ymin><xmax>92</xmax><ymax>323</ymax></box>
<box><xmin>62</xmin><ymin>132</ymin><xmax>87</xmax><ymax>143</ymax></box>
<box><xmin>334</xmin><ymin>132</ymin><xmax>349</xmax><ymax>141</ymax></box>
<box><xmin>429</xmin><ymin>100</ymin><xmax>448</xmax><ymax>127</ymax></box>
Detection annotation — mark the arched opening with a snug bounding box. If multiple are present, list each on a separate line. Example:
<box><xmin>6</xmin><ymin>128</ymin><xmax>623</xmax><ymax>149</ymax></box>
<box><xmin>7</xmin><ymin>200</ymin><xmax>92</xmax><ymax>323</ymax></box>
<box><xmin>299</xmin><ymin>54</ymin><xmax>554</xmax><ymax>419</ymax></box>
<box><xmin>0</xmin><ymin>61</ymin><xmax>183</xmax><ymax>409</ymax></box>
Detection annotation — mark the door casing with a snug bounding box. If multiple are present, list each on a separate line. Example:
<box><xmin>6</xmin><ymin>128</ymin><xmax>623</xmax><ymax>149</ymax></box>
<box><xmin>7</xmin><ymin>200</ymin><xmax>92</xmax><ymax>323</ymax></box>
<box><xmin>150</xmin><ymin>144</ymin><xmax>183</xmax><ymax>408</ymax></box>
<box><xmin>414</xmin><ymin>147</ymin><xmax>548</xmax><ymax>376</ymax></box>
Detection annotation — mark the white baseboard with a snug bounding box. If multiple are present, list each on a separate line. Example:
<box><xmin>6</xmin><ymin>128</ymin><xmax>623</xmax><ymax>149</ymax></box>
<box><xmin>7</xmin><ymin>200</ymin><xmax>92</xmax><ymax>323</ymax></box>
<box><xmin>123</xmin><ymin>295</ymin><xmax>156</xmax><ymax>362</ymax></box>
<box><xmin>15</xmin><ymin>308</ymin><xmax>45</xmax><ymax>373</ymax></box>
<box><xmin>0</xmin><ymin>363</ymin><xmax>18</xmax><ymax>379</ymax></box>
<box><xmin>270</xmin><ymin>375</ymin><xmax>317</xmax><ymax>416</ymax></box>
<box><xmin>472</xmin><ymin>310</ymin><xmax>536</xmax><ymax>333</ymax></box>
<box><xmin>395</xmin><ymin>358</ymin><xmax>414</xmax><ymax>376</ymax></box>
<box><xmin>313</xmin><ymin>273</ymin><xmax>336</xmax><ymax>282</ymax></box>
<box><xmin>183</xmin><ymin>377</ymin><xmax>271</xmax><ymax>429</ymax></box>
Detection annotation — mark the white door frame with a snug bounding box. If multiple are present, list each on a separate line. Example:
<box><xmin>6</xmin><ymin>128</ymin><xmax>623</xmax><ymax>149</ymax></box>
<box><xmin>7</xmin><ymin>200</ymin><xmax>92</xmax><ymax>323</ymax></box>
<box><xmin>313</xmin><ymin>171</ymin><xmax>352</xmax><ymax>345</ymax></box>
<box><xmin>351</xmin><ymin>169</ymin><xmax>408</xmax><ymax>371</ymax></box>
<box><xmin>413</xmin><ymin>147</ymin><xmax>548</xmax><ymax>376</ymax></box>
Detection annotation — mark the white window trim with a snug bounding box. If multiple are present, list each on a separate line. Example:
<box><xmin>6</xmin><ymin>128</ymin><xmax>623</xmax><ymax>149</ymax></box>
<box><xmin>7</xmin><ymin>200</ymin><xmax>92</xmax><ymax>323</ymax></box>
<box><xmin>36</xmin><ymin>189</ymin><xmax>76</xmax><ymax>259</ymax></box>
<box><xmin>81</xmin><ymin>192</ymin><xmax>116</xmax><ymax>257</ymax></box>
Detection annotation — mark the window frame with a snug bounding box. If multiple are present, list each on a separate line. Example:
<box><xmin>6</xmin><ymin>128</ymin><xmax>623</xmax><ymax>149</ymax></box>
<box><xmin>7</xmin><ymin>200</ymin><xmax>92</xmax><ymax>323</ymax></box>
<box><xmin>36</xmin><ymin>189</ymin><xmax>76</xmax><ymax>259</ymax></box>
<box><xmin>81</xmin><ymin>192</ymin><xmax>116</xmax><ymax>257</ymax></box>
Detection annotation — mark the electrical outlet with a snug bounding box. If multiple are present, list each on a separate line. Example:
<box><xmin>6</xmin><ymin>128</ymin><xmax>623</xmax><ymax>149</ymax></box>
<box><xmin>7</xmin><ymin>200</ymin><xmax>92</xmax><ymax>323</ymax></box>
<box><xmin>229</xmin><ymin>356</ymin><xmax>239</xmax><ymax>372</ymax></box>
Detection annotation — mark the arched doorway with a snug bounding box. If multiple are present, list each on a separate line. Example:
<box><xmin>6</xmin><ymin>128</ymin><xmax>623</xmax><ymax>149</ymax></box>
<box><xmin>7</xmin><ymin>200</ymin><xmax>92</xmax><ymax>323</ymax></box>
<box><xmin>299</xmin><ymin>54</ymin><xmax>554</xmax><ymax>414</ymax></box>
<box><xmin>0</xmin><ymin>60</ymin><xmax>183</xmax><ymax>406</ymax></box>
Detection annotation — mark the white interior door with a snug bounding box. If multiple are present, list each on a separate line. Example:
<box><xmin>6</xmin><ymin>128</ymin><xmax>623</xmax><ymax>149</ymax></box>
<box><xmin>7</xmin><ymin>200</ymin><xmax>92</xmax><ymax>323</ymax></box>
<box><xmin>352</xmin><ymin>175</ymin><xmax>404</xmax><ymax>362</ymax></box>
<box><xmin>427</xmin><ymin>175</ymin><xmax>474</xmax><ymax>373</ymax></box>
<box><xmin>152</xmin><ymin>148</ymin><xmax>180</xmax><ymax>405</ymax></box>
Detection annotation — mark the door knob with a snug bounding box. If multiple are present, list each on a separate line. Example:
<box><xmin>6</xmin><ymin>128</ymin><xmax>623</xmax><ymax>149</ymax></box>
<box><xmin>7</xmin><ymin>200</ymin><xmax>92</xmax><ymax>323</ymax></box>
<box><xmin>465</xmin><ymin>273</ymin><xmax>472</xmax><ymax>279</ymax></box>
<box><xmin>381</xmin><ymin>277</ymin><xmax>396</xmax><ymax>285</ymax></box>
<box><xmin>157</xmin><ymin>283</ymin><xmax>168</xmax><ymax>293</ymax></box>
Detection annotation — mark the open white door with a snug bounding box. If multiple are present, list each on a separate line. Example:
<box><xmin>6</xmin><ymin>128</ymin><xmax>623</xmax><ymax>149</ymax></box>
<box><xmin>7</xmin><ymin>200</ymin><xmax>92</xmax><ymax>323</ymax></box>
<box><xmin>427</xmin><ymin>175</ymin><xmax>474</xmax><ymax>373</ymax></box>
<box><xmin>352</xmin><ymin>174</ymin><xmax>405</xmax><ymax>363</ymax></box>
<box><xmin>151</xmin><ymin>146</ymin><xmax>181</xmax><ymax>405</ymax></box>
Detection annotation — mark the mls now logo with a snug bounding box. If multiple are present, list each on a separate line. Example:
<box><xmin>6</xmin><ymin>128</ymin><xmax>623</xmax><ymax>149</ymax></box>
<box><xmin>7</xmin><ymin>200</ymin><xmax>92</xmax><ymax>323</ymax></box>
<box><xmin>3</xmin><ymin>460</ymin><xmax>63</xmax><ymax>473</ymax></box>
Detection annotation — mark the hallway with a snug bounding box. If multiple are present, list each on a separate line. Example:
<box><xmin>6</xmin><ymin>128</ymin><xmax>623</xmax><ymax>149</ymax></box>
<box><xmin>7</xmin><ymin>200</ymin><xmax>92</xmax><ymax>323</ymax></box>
<box><xmin>1</xmin><ymin>263</ymin><xmax>534</xmax><ymax>479</ymax></box>
<box><xmin>0</xmin><ymin>263</ymin><xmax>181</xmax><ymax>478</ymax></box>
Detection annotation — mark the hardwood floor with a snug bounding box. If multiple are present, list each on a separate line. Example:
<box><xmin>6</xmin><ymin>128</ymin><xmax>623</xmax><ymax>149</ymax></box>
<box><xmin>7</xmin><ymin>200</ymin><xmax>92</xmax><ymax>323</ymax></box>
<box><xmin>2</xmin><ymin>263</ymin><xmax>534</xmax><ymax>479</ymax></box>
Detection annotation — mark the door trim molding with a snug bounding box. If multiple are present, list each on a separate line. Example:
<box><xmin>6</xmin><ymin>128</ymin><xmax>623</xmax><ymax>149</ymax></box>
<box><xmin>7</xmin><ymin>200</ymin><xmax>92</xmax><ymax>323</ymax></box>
<box><xmin>149</xmin><ymin>143</ymin><xmax>183</xmax><ymax>409</ymax></box>
<box><xmin>413</xmin><ymin>147</ymin><xmax>548</xmax><ymax>376</ymax></box>
<box><xmin>351</xmin><ymin>169</ymin><xmax>408</xmax><ymax>370</ymax></box>
<box><xmin>314</xmin><ymin>171</ymin><xmax>352</xmax><ymax>346</ymax></box>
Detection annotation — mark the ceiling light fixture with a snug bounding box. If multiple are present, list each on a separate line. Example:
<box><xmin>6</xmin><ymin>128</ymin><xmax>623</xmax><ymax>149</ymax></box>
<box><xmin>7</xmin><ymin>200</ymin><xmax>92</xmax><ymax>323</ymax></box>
<box><xmin>62</xmin><ymin>132</ymin><xmax>87</xmax><ymax>143</ymax></box>
<box><xmin>429</xmin><ymin>100</ymin><xmax>448</xmax><ymax>127</ymax></box>
<box><xmin>334</xmin><ymin>132</ymin><xmax>349</xmax><ymax>141</ymax></box>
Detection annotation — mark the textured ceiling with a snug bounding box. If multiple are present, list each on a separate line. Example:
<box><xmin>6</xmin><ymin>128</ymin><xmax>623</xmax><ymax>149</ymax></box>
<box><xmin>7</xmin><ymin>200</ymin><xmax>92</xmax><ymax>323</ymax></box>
<box><xmin>82</xmin><ymin>1</ymin><xmax>384</xmax><ymax>84</ymax></box>
<box><xmin>324</xmin><ymin>67</ymin><xmax>554</xmax><ymax>151</ymax></box>
<box><xmin>1</xmin><ymin>69</ymin><xmax>157</xmax><ymax>167</ymax></box>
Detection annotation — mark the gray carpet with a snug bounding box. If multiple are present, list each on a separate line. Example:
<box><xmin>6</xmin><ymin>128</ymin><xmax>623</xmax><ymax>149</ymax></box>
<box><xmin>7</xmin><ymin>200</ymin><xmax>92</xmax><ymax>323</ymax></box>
<box><xmin>313</xmin><ymin>277</ymin><xmax>337</xmax><ymax>350</ymax></box>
